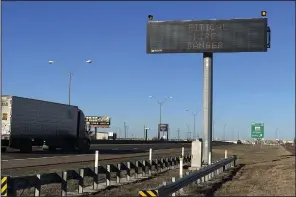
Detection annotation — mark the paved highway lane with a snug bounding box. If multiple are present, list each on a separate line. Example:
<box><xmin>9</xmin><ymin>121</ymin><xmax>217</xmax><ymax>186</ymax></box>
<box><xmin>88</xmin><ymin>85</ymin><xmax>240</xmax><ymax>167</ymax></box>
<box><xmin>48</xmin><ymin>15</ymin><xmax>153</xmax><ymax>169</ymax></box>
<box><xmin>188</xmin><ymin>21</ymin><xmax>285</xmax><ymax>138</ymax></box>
<box><xmin>2</xmin><ymin>143</ymin><xmax>191</xmax><ymax>160</ymax></box>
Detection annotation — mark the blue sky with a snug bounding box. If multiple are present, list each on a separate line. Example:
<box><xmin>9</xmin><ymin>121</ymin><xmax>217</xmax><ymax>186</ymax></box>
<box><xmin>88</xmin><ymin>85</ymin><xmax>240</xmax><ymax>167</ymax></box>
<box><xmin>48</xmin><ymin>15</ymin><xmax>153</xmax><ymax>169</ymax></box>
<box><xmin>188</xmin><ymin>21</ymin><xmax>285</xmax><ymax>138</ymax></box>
<box><xmin>2</xmin><ymin>1</ymin><xmax>295</xmax><ymax>140</ymax></box>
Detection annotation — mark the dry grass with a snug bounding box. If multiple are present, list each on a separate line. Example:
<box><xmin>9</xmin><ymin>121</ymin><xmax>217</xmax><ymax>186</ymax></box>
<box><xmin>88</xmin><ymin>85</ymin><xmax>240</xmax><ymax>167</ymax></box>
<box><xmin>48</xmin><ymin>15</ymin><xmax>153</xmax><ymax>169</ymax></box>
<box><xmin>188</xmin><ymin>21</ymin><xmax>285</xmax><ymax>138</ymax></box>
<box><xmin>186</xmin><ymin>144</ymin><xmax>295</xmax><ymax>196</ymax></box>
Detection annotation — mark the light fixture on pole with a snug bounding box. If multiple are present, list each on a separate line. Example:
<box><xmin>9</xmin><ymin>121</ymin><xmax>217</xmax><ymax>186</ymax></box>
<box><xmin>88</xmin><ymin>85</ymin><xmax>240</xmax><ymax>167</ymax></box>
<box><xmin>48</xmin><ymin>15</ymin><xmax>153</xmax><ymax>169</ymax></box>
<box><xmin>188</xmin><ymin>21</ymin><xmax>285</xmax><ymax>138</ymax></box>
<box><xmin>48</xmin><ymin>60</ymin><xmax>92</xmax><ymax>105</ymax></box>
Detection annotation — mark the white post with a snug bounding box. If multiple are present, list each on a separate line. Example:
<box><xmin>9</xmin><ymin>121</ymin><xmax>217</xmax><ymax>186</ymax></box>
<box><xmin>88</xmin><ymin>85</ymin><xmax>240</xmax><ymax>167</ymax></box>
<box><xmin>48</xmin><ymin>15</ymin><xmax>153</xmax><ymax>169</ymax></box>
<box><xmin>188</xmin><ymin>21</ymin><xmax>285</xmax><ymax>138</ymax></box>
<box><xmin>208</xmin><ymin>152</ymin><xmax>212</xmax><ymax>180</ymax></box>
<box><xmin>180</xmin><ymin>157</ymin><xmax>183</xmax><ymax>178</ymax></box>
<box><xmin>95</xmin><ymin>150</ymin><xmax>99</xmax><ymax>168</ymax></box>
<box><xmin>149</xmin><ymin>148</ymin><xmax>152</xmax><ymax>161</ymax></box>
<box><xmin>224</xmin><ymin>150</ymin><xmax>227</xmax><ymax>159</ymax></box>
<box><xmin>182</xmin><ymin>147</ymin><xmax>184</xmax><ymax>157</ymax></box>
<box><xmin>93</xmin><ymin>150</ymin><xmax>99</xmax><ymax>189</ymax></box>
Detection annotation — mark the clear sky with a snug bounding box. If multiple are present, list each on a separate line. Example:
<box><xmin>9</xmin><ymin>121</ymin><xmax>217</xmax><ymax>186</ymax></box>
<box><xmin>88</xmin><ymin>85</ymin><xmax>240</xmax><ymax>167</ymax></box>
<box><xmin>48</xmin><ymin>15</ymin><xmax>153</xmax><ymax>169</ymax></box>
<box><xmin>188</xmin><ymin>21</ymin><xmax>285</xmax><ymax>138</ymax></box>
<box><xmin>2</xmin><ymin>1</ymin><xmax>295</xmax><ymax>140</ymax></box>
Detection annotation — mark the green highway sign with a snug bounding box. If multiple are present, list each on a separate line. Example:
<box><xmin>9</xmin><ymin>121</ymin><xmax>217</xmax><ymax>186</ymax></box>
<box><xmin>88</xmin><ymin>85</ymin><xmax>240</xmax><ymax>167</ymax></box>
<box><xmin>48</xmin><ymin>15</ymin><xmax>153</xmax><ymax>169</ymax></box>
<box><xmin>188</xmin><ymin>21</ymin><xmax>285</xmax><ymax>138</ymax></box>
<box><xmin>251</xmin><ymin>122</ymin><xmax>264</xmax><ymax>138</ymax></box>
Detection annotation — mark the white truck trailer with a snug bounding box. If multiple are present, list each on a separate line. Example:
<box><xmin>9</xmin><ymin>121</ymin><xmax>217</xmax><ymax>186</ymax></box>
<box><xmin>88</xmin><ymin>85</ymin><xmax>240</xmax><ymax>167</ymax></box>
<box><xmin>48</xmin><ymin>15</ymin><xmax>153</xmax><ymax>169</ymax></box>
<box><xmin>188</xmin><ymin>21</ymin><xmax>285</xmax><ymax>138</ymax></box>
<box><xmin>1</xmin><ymin>96</ymin><xmax>91</xmax><ymax>153</ymax></box>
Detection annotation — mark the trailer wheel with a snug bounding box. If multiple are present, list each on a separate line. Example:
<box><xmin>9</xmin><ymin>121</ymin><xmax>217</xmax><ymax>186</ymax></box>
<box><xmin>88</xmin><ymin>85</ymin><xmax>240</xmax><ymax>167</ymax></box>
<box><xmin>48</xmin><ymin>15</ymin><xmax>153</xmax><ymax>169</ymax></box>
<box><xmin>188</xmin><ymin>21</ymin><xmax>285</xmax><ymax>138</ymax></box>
<box><xmin>1</xmin><ymin>147</ymin><xmax>7</xmax><ymax>153</ymax></box>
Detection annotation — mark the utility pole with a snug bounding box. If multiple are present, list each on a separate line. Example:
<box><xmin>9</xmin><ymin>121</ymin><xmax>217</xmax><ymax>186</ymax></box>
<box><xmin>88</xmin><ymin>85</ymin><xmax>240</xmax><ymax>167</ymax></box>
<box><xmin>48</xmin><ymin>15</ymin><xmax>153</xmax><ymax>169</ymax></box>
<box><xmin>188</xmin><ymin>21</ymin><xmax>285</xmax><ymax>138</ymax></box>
<box><xmin>177</xmin><ymin>128</ymin><xmax>180</xmax><ymax>141</ymax></box>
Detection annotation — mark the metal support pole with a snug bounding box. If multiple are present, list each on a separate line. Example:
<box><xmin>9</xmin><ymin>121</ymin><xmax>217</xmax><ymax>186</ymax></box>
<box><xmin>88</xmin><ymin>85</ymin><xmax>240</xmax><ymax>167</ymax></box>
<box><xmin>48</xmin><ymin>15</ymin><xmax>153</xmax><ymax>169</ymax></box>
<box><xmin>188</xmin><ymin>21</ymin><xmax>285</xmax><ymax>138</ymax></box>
<box><xmin>202</xmin><ymin>52</ymin><xmax>213</xmax><ymax>164</ymax></box>
<box><xmin>68</xmin><ymin>72</ymin><xmax>72</xmax><ymax>105</ymax></box>
<box><xmin>124</xmin><ymin>122</ymin><xmax>127</xmax><ymax>138</ymax></box>
<box><xmin>223</xmin><ymin>124</ymin><xmax>227</xmax><ymax>141</ymax></box>
<box><xmin>159</xmin><ymin>104</ymin><xmax>162</xmax><ymax>139</ymax></box>
<box><xmin>193</xmin><ymin>114</ymin><xmax>196</xmax><ymax>139</ymax></box>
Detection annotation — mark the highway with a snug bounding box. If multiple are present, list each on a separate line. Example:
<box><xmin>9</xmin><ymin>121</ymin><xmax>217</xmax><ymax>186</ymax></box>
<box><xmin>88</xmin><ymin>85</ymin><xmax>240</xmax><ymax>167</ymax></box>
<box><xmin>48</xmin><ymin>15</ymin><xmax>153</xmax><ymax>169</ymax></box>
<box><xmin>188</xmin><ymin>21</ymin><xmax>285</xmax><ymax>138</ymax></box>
<box><xmin>2</xmin><ymin>142</ymin><xmax>191</xmax><ymax>160</ymax></box>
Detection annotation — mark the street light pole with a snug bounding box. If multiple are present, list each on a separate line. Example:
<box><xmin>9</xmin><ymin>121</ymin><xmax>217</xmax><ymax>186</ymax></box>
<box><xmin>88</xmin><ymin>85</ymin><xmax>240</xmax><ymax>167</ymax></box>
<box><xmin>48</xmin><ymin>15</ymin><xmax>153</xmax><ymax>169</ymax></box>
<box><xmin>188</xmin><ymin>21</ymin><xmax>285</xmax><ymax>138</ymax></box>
<box><xmin>185</xmin><ymin>124</ymin><xmax>190</xmax><ymax>140</ymax></box>
<box><xmin>223</xmin><ymin>124</ymin><xmax>227</xmax><ymax>141</ymax></box>
<box><xmin>149</xmin><ymin>96</ymin><xmax>172</xmax><ymax>140</ymax></box>
<box><xmin>48</xmin><ymin>60</ymin><xmax>92</xmax><ymax>105</ymax></box>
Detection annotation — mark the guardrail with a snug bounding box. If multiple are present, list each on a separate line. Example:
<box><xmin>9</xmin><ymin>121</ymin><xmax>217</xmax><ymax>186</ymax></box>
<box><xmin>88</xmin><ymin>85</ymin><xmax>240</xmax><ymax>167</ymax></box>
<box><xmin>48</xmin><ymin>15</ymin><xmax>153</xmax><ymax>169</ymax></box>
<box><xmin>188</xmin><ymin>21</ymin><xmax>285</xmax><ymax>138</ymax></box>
<box><xmin>2</xmin><ymin>151</ymin><xmax>191</xmax><ymax>196</ymax></box>
<box><xmin>139</xmin><ymin>155</ymin><xmax>237</xmax><ymax>197</ymax></box>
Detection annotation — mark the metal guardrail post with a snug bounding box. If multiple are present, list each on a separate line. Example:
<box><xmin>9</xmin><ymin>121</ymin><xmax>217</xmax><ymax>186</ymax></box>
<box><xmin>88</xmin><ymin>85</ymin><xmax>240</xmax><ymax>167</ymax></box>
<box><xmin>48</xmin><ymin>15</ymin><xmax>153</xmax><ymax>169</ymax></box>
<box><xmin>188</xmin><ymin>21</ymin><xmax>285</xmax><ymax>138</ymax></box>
<box><xmin>117</xmin><ymin>164</ymin><xmax>121</xmax><ymax>183</ymax></box>
<box><xmin>126</xmin><ymin>162</ymin><xmax>131</xmax><ymax>181</ymax></box>
<box><xmin>142</xmin><ymin>160</ymin><xmax>146</xmax><ymax>177</ymax></box>
<box><xmin>78</xmin><ymin>169</ymin><xmax>84</xmax><ymax>193</ymax></box>
<box><xmin>106</xmin><ymin>165</ymin><xmax>111</xmax><ymax>186</ymax></box>
<box><xmin>34</xmin><ymin>174</ymin><xmax>41</xmax><ymax>196</ymax></box>
<box><xmin>135</xmin><ymin>161</ymin><xmax>139</xmax><ymax>178</ymax></box>
<box><xmin>61</xmin><ymin>171</ymin><xmax>67</xmax><ymax>196</ymax></box>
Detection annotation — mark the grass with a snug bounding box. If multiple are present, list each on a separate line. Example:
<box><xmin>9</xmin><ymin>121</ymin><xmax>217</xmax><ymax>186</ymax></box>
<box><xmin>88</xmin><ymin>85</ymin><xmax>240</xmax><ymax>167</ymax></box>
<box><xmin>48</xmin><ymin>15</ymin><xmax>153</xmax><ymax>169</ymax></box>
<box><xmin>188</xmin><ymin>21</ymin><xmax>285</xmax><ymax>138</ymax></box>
<box><xmin>187</xmin><ymin>144</ymin><xmax>295</xmax><ymax>196</ymax></box>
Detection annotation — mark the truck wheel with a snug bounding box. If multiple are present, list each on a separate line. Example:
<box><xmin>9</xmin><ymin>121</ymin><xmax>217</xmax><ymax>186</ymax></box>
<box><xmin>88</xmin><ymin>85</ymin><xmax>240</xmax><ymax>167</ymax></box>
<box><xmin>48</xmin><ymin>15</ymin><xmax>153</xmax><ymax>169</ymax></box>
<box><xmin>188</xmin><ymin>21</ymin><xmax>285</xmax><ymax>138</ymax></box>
<box><xmin>1</xmin><ymin>147</ymin><xmax>7</xmax><ymax>153</ymax></box>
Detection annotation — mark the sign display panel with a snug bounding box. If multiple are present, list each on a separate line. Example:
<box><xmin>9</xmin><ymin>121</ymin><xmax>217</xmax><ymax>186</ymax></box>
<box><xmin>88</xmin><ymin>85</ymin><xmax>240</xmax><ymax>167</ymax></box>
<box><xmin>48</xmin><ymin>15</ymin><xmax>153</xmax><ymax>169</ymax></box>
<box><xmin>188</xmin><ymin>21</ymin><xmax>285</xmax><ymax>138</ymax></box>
<box><xmin>86</xmin><ymin>116</ymin><xmax>111</xmax><ymax>128</ymax></box>
<box><xmin>147</xmin><ymin>18</ymin><xmax>268</xmax><ymax>53</ymax></box>
<box><xmin>158</xmin><ymin>124</ymin><xmax>169</xmax><ymax>132</ymax></box>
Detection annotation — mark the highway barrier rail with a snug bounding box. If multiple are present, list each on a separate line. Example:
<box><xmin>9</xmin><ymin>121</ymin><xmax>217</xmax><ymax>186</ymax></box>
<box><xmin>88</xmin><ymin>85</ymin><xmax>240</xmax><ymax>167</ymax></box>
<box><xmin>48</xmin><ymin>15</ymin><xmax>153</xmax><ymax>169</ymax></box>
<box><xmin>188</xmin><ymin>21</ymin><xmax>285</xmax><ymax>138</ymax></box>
<box><xmin>2</xmin><ymin>152</ymin><xmax>191</xmax><ymax>196</ymax></box>
<box><xmin>138</xmin><ymin>155</ymin><xmax>237</xmax><ymax>197</ymax></box>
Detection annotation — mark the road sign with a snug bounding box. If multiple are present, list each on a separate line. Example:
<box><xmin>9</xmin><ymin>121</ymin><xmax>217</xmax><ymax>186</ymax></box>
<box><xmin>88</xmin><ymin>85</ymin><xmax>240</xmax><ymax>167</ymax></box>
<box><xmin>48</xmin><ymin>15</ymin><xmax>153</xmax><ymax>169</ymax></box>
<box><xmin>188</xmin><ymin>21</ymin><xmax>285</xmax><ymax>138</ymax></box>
<box><xmin>251</xmin><ymin>123</ymin><xmax>264</xmax><ymax>138</ymax></box>
<box><xmin>146</xmin><ymin>18</ymin><xmax>269</xmax><ymax>53</ymax></box>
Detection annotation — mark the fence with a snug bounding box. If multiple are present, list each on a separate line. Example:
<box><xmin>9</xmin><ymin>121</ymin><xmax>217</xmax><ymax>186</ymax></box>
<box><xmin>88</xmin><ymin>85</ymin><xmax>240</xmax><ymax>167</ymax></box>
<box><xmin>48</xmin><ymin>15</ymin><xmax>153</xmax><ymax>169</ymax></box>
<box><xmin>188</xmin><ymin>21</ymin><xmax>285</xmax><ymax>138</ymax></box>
<box><xmin>139</xmin><ymin>155</ymin><xmax>237</xmax><ymax>197</ymax></box>
<box><xmin>2</xmin><ymin>149</ymin><xmax>191</xmax><ymax>196</ymax></box>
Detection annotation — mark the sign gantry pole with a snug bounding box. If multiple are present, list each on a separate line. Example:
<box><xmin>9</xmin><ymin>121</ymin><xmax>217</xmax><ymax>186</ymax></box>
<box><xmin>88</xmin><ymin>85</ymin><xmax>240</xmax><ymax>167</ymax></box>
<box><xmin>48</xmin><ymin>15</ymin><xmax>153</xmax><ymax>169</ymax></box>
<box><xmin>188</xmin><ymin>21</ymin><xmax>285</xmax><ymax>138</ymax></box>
<box><xmin>202</xmin><ymin>52</ymin><xmax>213</xmax><ymax>164</ymax></box>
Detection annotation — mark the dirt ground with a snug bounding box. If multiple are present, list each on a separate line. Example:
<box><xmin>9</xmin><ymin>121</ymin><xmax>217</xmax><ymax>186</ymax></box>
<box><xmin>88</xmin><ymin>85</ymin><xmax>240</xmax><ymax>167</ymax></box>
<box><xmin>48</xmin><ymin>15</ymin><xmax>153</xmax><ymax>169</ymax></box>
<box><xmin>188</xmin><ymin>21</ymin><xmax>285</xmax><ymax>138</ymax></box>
<box><xmin>92</xmin><ymin>144</ymin><xmax>295</xmax><ymax>196</ymax></box>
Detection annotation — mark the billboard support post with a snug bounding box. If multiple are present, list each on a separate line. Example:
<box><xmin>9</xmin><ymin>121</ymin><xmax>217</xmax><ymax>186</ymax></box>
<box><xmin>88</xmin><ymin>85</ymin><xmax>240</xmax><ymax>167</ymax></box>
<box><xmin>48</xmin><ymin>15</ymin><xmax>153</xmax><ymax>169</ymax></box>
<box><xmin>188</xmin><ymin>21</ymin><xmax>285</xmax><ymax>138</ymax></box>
<box><xmin>202</xmin><ymin>52</ymin><xmax>213</xmax><ymax>164</ymax></box>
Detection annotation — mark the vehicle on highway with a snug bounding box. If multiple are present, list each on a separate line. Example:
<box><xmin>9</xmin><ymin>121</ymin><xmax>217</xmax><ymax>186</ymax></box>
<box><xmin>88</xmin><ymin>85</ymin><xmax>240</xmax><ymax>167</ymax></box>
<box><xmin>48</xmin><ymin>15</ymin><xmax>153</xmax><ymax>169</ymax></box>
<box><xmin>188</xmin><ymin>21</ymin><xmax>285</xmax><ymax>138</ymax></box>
<box><xmin>1</xmin><ymin>95</ymin><xmax>91</xmax><ymax>153</ymax></box>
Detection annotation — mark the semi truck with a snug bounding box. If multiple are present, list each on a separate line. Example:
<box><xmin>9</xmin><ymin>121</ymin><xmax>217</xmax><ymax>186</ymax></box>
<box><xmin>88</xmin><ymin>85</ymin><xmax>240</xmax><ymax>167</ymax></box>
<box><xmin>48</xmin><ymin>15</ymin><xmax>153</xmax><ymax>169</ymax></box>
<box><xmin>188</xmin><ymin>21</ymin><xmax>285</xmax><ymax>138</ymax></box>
<box><xmin>1</xmin><ymin>96</ymin><xmax>91</xmax><ymax>153</ymax></box>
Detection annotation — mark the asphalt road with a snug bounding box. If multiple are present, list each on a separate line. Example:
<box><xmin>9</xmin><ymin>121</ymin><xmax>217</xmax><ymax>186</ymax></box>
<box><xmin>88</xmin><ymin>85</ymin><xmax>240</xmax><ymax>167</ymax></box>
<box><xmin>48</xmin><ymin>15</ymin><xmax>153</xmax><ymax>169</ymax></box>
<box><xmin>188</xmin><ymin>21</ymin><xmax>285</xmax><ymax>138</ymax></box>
<box><xmin>2</xmin><ymin>148</ymin><xmax>192</xmax><ymax>176</ymax></box>
<box><xmin>2</xmin><ymin>143</ymin><xmax>191</xmax><ymax>160</ymax></box>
